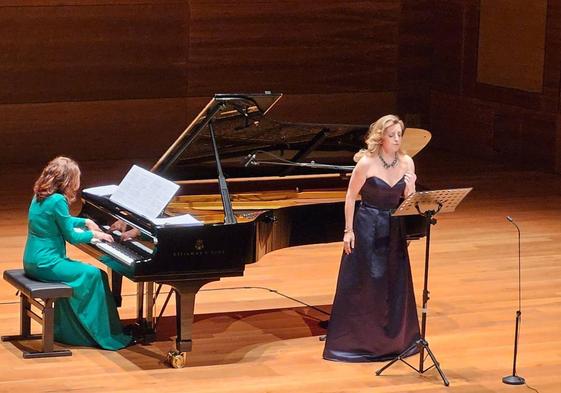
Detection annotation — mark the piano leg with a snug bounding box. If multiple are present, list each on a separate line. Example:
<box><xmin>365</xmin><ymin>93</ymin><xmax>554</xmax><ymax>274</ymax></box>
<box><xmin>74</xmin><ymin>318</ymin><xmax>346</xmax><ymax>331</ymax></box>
<box><xmin>136</xmin><ymin>282</ymin><xmax>144</xmax><ymax>325</ymax></box>
<box><xmin>133</xmin><ymin>282</ymin><xmax>156</xmax><ymax>342</ymax></box>
<box><xmin>146</xmin><ymin>281</ymin><xmax>154</xmax><ymax>329</ymax></box>
<box><xmin>107</xmin><ymin>268</ymin><xmax>123</xmax><ymax>307</ymax></box>
<box><xmin>164</xmin><ymin>279</ymin><xmax>219</xmax><ymax>368</ymax></box>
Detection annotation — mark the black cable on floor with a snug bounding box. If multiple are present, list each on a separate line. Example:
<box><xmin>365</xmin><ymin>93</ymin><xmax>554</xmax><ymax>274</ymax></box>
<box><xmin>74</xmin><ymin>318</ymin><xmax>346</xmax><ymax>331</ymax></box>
<box><xmin>525</xmin><ymin>383</ymin><xmax>539</xmax><ymax>393</ymax></box>
<box><xmin>199</xmin><ymin>285</ymin><xmax>331</xmax><ymax>316</ymax></box>
<box><xmin>0</xmin><ymin>285</ymin><xmax>331</xmax><ymax>318</ymax></box>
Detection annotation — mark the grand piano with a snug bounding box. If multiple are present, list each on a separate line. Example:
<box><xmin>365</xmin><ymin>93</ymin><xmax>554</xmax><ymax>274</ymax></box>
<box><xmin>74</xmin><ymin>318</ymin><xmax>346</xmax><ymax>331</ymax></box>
<box><xmin>75</xmin><ymin>93</ymin><xmax>431</xmax><ymax>367</ymax></box>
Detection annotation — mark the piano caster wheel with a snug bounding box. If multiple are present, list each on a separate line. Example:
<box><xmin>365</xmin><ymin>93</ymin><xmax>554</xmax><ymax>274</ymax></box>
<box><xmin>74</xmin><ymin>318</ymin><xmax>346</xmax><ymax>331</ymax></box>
<box><xmin>167</xmin><ymin>351</ymin><xmax>187</xmax><ymax>368</ymax></box>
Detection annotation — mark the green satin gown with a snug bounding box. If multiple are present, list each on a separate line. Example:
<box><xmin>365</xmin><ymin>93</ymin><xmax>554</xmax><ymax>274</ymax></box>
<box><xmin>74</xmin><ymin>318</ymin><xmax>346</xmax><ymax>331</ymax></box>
<box><xmin>23</xmin><ymin>193</ymin><xmax>131</xmax><ymax>350</ymax></box>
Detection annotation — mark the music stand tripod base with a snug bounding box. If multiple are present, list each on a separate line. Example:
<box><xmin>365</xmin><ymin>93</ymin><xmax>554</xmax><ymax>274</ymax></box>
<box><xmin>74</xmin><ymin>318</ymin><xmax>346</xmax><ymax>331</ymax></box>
<box><xmin>375</xmin><ymin>187</ymin><xmax>472</xmax><ymax>387</ymax></box>
<box><xmin>375</xmin><ymin>338</ymin><xmax>449</xmax><ymax>386</ymax></box>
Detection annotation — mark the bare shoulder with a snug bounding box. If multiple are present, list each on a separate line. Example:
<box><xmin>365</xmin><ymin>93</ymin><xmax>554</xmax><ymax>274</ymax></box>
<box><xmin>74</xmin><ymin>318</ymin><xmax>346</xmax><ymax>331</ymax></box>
<box><xmin>355</xmin><ymin>155</ymin><xmax>374</xmax><ymax>173</ymax></box>
<box><xmin>356</xmin><ymin>155</ymin><xmax>374</xmax><ymax>171</ymax></box>
<box><xmin>357</xmin><ymin>155</ymin><xmax>375</xmax><ymax>166</ymax></box>
<box><xmin>400</xmin><ymin>154</ymin><xmax>415</xmax><ymax>170</ymax></box>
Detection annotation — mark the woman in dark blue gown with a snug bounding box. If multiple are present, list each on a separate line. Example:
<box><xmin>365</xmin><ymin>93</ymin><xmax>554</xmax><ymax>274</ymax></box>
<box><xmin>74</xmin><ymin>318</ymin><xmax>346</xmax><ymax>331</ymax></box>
<box><xmin>323</xmin><ymin>115</ymin><xmax>420</xmax><ymax>362</ymax></box>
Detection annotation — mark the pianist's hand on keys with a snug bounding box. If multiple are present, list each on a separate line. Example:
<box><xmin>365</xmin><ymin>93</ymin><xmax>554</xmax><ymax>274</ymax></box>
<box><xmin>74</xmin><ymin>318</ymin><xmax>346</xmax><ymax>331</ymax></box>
<box><xmin>93</xmin><ymin>230</ymin><xmax>114</xmax><ymax>243</ymax></box>
<box><xmin>84</xmin><ymin>218</ymin><xmax>102</xmax><ymax>232</ymax></box>
<box><xmin>75</xmin><ymin>224</ymin><xmax>114</xmax><ymax>243</ymax></box>
<box><xmin>109</xmin><ymin>220</ymin><xmax>140</xmax><ymax>241</ymax></box>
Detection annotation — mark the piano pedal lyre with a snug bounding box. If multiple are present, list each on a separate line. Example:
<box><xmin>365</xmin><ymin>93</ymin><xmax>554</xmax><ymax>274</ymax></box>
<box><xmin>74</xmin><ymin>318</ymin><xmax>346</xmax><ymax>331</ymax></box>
<box><xmin>167</xmin><ymin>350</ymin><xmax>187</xmax><ymax>368</ymax></box>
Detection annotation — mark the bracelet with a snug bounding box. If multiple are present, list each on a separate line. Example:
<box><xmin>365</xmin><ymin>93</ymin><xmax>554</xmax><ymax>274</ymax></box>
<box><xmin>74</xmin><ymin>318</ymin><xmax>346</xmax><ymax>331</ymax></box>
<box><xmin>344</xmin><ymin>228</ymin><xmax>353</xmax><ymax>233</ymax></box>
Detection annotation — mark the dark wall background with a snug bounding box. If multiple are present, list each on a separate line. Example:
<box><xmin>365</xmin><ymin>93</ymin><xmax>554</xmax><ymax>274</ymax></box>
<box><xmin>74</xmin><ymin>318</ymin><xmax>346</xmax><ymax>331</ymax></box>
<box><xmin>429</xmin><ymin>0</ymin><xmax>561</xmax><ymax>173</ymax></box>
<box><xmin>1</xmin><ymin>0</ymin><xmax>560</xmax><ymax>173</ymax></box>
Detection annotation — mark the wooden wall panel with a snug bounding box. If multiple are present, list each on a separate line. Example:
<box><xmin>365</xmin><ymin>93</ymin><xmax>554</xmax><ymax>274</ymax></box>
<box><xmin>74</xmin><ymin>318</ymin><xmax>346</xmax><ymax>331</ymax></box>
<box><xmin>429</xmin><ymin>0</ymin><xmax>561</xmax><ymax>172</ymax></box>
<box><xmin>0</xmin><ymin>98</ymin><xmax>197</xmax><ymax>164</ymax></box>
<box><xmin>477</xmin><ymin>0</ymin><xmax>547</xmax><ymax>93</ymax></box>
<box><xmin>430</xmin><ymin>91</ymin><xmax>495</xmax><ymax>157</ymax></box>
<box><xmin>430</xmin><ymin>0</ymin><xmax>466</xmax><ymax>94</ymax></box>
<box><xmin>0</xmin><ymin>0</ymin><xmax>416</xmax><ymax>166</ymax></box>
<box><xmin>462</xmin><ymin>0</ymin><xmax>561</xmax><ymax>112</ymax></box>
<box><xmin>0</xmin><ymin>2</ymin><xmax>189</xmax><ymax>104</ymax></box>
<box><xmin>431</xmin><ymin>90</ymin><xmax>557</xmax><ymax>170</ymax></box>
<box><xmin>397</xmin><ymin>0</ymin><xmax>434</xmax><ymax>126</ymax></box>
<box><xmin>492</xmin><ymin>113</ymin><xmax>521</xmax><ymax>158</ymax></box>
<box><xmin>493</xmin><ymin>112</ymin><xmax>556</xmax><ymax>169</ymax></box>
<box><xmin>519</xmin><ymin>115</ymin><xmax>556</xmax><ymax>169</ymax></box>
<box><xmin>546</xmin><ymin>1</ymin><xmax>561</xmax><ymax>112</ymax></box>
<box><xmin>556</xmin><ymin>119</ymin><xmax>561</xmax><ymax>173</ymax></box>
<box><xmin>2</xmin><ymin>0</ymin><xmax>560</xmax><ymax>172</ymax></box>
<box><xmin>186</xmin><ymin>0</ymin><xmax>400</xmax><ymax>95</ymax></box>
<box><xmin>270</xmin><ymin>92</ymin><xmax>396</xmax><ymax>125</ymax></box>
<box><xmin>0</xmin><ymin>92</ymin><xmax>397</xmax><ymax>166</ymax></box>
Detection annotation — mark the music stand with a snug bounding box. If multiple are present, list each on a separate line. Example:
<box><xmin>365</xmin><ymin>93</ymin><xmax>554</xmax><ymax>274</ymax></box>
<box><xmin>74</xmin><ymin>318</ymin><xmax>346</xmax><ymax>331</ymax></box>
<box><xmin>375</xmin><ymin>187</ymin><xmax>472</xmax><ymax>387</ymax></box>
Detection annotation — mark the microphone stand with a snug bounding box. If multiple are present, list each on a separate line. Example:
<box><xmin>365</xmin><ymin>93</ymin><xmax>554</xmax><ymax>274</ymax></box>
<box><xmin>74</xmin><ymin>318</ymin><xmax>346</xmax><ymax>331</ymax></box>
<box><xmin>247</xmin><ymin>156</ymin><xmax>354</xmax><ymax>172</ymax></box>
<box><xmin>502</xmin><ymin>216</ymin><xmax>525</xmax><ymax>385</ymax></box>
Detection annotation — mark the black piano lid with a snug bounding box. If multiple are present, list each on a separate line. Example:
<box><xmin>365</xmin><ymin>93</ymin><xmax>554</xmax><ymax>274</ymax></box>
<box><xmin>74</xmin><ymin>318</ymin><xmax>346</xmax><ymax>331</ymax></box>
<box><xmin>152</xmin><ymin>93</ymin><xmax>368</xmax><ymax>181</ymax></box>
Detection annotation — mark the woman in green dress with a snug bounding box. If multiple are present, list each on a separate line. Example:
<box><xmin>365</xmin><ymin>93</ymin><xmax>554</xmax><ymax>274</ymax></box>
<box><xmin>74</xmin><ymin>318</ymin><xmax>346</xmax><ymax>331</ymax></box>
<box><xmin>23</xmin><ymin>156</ymin><xmax>131</xmax><ymax>350</ymax></box>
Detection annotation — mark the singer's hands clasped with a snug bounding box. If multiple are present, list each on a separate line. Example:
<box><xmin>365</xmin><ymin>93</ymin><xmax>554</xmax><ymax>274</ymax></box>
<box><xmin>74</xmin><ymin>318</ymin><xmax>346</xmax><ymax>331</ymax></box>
<box><xmin>404</xmin><ymin>171</ymin><xmax>416</xmax><ymax>186</ymax></box>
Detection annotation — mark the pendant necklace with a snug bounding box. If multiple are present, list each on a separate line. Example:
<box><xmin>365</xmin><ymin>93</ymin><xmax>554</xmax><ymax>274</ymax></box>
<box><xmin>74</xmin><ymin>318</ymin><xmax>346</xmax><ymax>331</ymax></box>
<box><xmin>378</xmin><ymin>152</ymin><xmax>398</xmax><ymax>169</ymax></box>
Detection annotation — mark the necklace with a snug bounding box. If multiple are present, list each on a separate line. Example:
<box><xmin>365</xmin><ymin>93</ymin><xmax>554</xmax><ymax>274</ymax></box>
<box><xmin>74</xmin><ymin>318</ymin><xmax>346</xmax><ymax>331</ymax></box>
<box><xmin>378</xmin><ymin>152</ymin><xmax>399</xmax><ymax>169</ymax></box>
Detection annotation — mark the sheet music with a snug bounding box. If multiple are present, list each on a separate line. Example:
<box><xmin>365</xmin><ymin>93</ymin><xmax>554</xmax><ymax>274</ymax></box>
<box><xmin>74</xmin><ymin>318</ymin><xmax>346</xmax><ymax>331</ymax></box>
<box><xmin>151</xmin><ymin>214</ymin><xmax>203</xmax><ymax>226</ymax></box>
<box><xmin>82</xmin><ymin>184</ymin><xmax>118</xmax><ymax>197</ymax></box>
<box><xmin>109</xmin><ymin>165</ymin><xmax>180</xmax><ymax>219</ymax></box>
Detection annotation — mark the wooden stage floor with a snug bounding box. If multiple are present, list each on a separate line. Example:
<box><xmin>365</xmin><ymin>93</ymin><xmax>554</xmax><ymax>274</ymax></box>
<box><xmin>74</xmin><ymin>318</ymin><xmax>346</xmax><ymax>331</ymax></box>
<box><xmin>0</xmin><ymin>150</ymin><xmax>560</xmax><ymax>392</ymax></box>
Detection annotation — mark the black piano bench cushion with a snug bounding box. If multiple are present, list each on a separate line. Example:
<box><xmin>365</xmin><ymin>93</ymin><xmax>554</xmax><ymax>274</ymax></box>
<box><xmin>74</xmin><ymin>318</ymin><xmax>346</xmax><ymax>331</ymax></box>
<box><xmin>3</xmin><ymin>269</ymin><xmax>72</xmax><ymax>299</ymax></box>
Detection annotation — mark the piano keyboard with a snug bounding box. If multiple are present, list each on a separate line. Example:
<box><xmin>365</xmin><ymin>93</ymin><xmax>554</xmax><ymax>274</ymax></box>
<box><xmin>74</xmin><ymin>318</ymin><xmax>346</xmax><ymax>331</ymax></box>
<box><xmin>129</xmin><ymin>240</ymin><xmax>153</xmax><ymax>255</ymax></box>
<box><xmin>99</xmin><ymin>225</ymin><xmax>154</xmax><ymax>257</ymax></box>
<box><xmin>93</xmin><ymin>240</ymin><xmax>144</xmax><ymax>265</ymax></box>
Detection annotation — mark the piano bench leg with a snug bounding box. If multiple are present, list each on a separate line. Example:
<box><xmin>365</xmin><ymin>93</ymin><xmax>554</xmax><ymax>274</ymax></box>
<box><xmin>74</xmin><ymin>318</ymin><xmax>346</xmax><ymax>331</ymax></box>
<box><xmin>2</xmin><ymin>297</ymin><xmax>72</xmax><ymax>359</ymax></box>
<box><xmin>22</xmin><ymin>349</ymin><xmax>72</xmax><ymax>359</ymax></box>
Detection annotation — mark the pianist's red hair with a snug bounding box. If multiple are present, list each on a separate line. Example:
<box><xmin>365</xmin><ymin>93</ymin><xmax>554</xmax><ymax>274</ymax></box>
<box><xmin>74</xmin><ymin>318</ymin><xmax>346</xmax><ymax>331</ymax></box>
<box><xmin>353</xmin><ymin>114</ymin><xmax>405</xmax><ymax>162</ymax></box>
<box><xmin>34</xmin><ymin>156</ymin><xmax>81</xmax><ymax>203</ymax></box>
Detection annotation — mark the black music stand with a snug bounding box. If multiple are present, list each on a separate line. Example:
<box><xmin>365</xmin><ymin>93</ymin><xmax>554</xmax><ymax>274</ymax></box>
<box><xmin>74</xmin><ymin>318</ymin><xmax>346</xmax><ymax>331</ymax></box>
<box><xmin>375</xmin><ymin>187</ymin><xmax>472</xmax><ymax>387</ymax></box>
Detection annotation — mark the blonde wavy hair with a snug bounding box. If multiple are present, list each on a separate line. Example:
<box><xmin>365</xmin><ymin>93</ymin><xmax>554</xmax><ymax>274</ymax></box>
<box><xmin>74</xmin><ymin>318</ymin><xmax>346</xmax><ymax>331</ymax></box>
<box><xmin>34</xmin><ymin>156</ymin><xmax>81</xmax><ymax>202</ymax></box>
<box><xmin>353</xmin><ymin>114</ymin><xmax>405</xmax><ymax>162</ymax></box>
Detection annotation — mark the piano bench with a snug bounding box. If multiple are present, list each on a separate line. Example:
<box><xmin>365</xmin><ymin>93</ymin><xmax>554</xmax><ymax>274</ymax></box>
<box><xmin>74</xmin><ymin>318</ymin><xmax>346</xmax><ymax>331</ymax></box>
<box><xmin>1</xmin><ymin>269</ymin><xmax>73</xmax><ymax>358</ymax></box>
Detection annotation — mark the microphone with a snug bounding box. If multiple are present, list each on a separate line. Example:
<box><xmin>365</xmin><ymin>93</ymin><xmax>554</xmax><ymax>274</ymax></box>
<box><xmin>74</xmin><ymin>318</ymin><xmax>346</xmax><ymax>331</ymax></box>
<box><xmin>502</xmin><ymin>216</ymin><xmax>525</xmax><ymax>385</ymax></box>
<box><xmin>241</xmin><ymin>153</ymin><xmax>256</xmax><ymax>167</ymax></box>
<box><xmin>505</xmin><ymin>216</ymin><xmax>521</xmax><ymax>311</ymax></box>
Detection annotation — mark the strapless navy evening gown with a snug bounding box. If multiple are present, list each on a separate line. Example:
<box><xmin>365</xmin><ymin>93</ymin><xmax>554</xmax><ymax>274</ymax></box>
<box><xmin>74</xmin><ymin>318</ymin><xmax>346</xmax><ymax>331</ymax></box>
<box><xmin>323</xmin><ymin>176</ymin><xmax>420</xmax><ymax>362</ymax></box>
